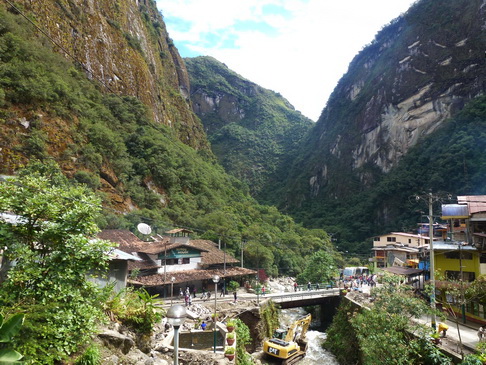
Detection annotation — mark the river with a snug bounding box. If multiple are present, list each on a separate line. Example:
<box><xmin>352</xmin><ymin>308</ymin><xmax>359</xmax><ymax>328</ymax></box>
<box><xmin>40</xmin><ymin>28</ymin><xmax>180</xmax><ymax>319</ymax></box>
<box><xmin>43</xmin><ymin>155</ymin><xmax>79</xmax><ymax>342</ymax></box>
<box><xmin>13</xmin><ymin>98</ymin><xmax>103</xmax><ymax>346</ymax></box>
<box><xmin>280</xmin><ymin>308</ymin><xmax>339</xmax><ymax>365</ymax></box>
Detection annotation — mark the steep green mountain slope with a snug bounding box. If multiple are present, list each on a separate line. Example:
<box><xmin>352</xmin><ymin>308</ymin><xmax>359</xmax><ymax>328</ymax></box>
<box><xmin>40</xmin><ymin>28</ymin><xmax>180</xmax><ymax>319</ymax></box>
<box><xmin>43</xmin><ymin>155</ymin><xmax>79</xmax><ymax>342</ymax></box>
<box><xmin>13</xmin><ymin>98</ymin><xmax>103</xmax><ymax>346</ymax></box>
<box><xmin>0</xmin><ymin>5</ymin><xmax>335</xmax><ymax>276</ymax></box>
<box><xmin>10</xmin><ymin>0</ymin><xmax>208</xmax><ymax>150</ymax></box>
<box><xmin>185</xmin><ymin>56</ymin><xmax>313</xmax><ymax>195</ymax></box>
<box><xmin>265</xmin><ymin>0</ymin><xmax>486</xmax><ymax>251</ymax></box>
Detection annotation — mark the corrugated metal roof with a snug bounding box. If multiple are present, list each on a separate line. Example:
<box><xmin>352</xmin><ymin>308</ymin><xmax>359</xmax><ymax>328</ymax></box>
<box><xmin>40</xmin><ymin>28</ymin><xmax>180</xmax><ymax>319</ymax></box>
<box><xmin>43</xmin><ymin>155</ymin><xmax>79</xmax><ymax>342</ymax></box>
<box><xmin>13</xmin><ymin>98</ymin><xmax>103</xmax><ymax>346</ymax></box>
<box><xmin>441</xmin><ymin>204</ymin><xmax>469</xmax><ymax>219</ymax></box>
<box><xmin>432</xmin><ymin>241</ymin><xmax>477</xmax><ymax>251</ymax></box>
<box><xmin>110</xmin><ymin>248</ymin><xmax>142</xmax><ymax>261</ymax></box>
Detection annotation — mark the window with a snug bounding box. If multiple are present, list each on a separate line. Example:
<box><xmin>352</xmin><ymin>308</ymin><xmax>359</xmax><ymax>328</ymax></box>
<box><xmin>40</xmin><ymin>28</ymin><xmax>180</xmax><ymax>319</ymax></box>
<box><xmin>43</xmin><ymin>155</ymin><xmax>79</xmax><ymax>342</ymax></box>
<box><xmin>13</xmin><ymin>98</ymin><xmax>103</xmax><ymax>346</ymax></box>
<box><xmin>374</xmin><ymin>237</ymin><xmax>380</xmax><ymax>241</ymax></box>
<box><xmin>481</xmin><ymin>252</ymin><xmax>486</xmax><ymax>264</ymax></box>
<box><xmin>387</xmin><ymin>237</ymin><xmax>396</xmax><ymax>242</ymax></box>
<box><xmin>444</xmin><ymin>251</ymin><xmax>473</xmax><ymax>260</ymax></box>
<box><xmin>167</xmin><ymin>258</ymin><xmax>190</xmax><ymax>265</ymax></box>
<box><xmin>408</xmin><ymin>239</ymin><xmax>412</xmax><ymax>244</ymax></box>
<box><xmin>445</xmin><ymin>270</ymin><xmax>476</xmax><ymax>282</ymax></box>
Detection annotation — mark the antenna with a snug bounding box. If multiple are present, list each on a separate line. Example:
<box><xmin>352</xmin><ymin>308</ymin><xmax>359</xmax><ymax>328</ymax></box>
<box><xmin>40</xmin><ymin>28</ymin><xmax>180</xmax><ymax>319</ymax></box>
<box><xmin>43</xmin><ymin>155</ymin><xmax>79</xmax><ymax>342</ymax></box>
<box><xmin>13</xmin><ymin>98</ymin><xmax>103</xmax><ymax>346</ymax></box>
<box><xmin>137</xmin><ymin>223</ymin><xmax>152</xmax><ymax>235</ymax></box>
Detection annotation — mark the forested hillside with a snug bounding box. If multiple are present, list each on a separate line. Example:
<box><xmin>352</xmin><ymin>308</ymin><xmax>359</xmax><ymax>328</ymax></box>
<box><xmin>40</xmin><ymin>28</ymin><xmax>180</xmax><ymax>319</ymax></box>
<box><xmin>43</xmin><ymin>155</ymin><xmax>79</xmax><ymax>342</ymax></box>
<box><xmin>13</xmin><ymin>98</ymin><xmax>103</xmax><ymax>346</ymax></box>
<box><xmin>0</xmin><ymin>4</ymin><xmax>336</xmax><ymax>278</ymax></box>
<box><xmin>262</xmin><ymin>0</ymin><xmax>486</xmax><ymax>252</ymax></box>
<box><xmin>185</xmin><ymin>56</ymin><xmax>313</xmax><ymax>195</ymax></box>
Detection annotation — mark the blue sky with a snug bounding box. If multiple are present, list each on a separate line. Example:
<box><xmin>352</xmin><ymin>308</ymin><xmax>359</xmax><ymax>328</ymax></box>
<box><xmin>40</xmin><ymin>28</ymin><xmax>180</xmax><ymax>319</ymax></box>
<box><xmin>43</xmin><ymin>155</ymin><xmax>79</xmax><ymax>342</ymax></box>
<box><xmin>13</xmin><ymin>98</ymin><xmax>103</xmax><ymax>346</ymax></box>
<box><xmin>156</xmin><ymin>0</ymin><xmax>418</xmax><ymax>121</ymax></box>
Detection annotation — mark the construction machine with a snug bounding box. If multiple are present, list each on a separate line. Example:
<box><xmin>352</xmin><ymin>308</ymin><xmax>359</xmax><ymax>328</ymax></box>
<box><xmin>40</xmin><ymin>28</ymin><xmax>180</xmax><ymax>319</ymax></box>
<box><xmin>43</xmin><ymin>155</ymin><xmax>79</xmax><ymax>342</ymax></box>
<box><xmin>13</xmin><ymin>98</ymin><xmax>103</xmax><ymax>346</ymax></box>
<box><xmin>263</xmin><ymin>313</ymin><xmax>311</xmax><ymax>365</ymax></box>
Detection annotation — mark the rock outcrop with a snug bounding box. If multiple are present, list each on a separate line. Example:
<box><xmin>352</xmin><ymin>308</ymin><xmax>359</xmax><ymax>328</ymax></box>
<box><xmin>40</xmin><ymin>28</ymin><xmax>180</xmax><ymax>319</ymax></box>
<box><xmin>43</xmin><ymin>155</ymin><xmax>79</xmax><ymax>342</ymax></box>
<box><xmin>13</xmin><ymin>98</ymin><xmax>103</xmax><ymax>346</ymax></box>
<box><xmin>13</xmin><ymin>0</ymin><xmax>208</xmax><ymax>150</ymax></box>
<box><xmin>278</xmin><ymin>0</ymin><xmax>486</xmax><ymax>216</ymax></box>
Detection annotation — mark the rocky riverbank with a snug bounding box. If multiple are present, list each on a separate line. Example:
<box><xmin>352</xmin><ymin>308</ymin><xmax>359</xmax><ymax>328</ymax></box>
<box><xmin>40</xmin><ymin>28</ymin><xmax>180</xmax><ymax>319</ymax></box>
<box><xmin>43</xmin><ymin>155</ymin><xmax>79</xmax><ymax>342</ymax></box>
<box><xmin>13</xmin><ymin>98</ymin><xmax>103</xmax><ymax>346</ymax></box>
<box><xmin>95</xmin><ymin>292</ymin><xmax>265</xmax><ymax>364</ymax></box>
<box><xmin>93</xmin><ymin>278</ymin><xmax>299</xmax><ymax>364</ymax></box>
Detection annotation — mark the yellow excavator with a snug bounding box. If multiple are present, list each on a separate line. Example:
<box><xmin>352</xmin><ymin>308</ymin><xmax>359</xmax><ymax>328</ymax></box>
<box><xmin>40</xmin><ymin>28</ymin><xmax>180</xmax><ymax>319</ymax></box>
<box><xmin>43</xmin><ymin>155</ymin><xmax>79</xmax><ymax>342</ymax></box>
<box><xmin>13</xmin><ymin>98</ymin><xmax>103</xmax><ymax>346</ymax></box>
<box><xmin>263</xmin><ymin>313</ymin><xmax>312</xmax><ymax>365</ymax></box>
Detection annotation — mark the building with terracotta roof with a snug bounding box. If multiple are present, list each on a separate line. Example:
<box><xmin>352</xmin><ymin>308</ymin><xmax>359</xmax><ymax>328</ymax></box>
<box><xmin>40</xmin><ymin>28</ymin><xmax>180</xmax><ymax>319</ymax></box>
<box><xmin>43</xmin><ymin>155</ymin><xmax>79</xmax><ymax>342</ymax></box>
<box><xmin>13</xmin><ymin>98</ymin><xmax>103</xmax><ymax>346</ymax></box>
<box><xmin>98</xmin><ymin>229</ymin><xmax>256</xmax><ymax>297</ymax></box>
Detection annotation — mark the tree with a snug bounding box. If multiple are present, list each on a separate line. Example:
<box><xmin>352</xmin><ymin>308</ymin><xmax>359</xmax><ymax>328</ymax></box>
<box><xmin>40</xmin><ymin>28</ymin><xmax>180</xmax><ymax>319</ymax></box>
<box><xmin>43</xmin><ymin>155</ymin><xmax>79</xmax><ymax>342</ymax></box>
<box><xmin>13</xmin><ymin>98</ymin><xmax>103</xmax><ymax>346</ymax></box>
<box><xmin>296</xmin><ymin>250</ymin><xmax>336</xmax><ymax>284</ymax></box>
<box><xmin>351</xmin><ymin>274</ymin><xmax>449</xmax><ymax>365</ymax></box>
<box><xmin>466</xmin><ymin>274</ymin><xmax>486</xmax><ymax>305</ymax></box>
<box><xmin>0</xmin><ymin>161</ymin><xmax>114</xmax><ymax>363</ymax></box>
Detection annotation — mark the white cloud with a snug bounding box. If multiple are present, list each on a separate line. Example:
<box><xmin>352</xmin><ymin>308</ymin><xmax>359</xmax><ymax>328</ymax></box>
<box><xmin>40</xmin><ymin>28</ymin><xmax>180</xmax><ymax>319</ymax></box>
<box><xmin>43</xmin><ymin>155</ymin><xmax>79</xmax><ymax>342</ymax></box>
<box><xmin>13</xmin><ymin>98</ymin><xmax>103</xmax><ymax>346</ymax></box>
<box><xmin>157</xmin><ymin>0</ymin><xmax>417</xmax><ymax>121</ymax></box>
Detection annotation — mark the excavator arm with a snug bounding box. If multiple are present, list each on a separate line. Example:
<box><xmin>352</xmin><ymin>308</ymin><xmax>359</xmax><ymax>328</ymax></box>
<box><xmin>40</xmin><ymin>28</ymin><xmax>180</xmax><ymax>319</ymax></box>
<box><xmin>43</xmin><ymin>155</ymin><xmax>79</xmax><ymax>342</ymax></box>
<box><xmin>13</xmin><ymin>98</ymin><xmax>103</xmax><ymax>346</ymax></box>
<box><xmin>285</xmin><ymin>314</ymin><xmax>312</xmax><ymax>342</ymax></box>
<box><xmin>263</xmin><ymin>313</ymin><xmax>312</xmax><ymax>364</ymax></box>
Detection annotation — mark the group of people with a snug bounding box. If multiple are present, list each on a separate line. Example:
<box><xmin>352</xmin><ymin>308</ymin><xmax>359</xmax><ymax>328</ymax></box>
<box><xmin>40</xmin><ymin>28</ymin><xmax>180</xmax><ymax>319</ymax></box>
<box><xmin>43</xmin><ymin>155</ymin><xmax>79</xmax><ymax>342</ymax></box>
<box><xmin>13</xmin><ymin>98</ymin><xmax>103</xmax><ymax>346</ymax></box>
<box><xmin>342</xmin><ymin>274</ymin><xmax>377</xmax><ymax>289</ymax></box>
<box><xmin>179</xmin><ymin>287</ymin><xmax>193</xmax><ymax>306</ymax></box>
<box><xmin>178</xmin><ymin>285</ymin><xmax>239</xmax><ymax>304</ymax></box>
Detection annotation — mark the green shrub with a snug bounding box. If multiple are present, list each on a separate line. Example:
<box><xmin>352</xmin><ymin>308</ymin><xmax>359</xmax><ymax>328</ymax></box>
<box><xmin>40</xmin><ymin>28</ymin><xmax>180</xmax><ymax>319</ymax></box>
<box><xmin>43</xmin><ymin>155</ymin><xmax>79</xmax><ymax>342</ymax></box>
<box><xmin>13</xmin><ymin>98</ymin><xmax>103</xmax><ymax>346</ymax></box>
<box><xmin>74</xmin><ymin>344</ymin><xmax>101</xmax><ymax>365</ymax></box>
<box><xmin>105</xmin><ymin>288</ymin><xmax>163</xmax><ymax>334</ymax></box>
<box><xmin>73</xmin><ymin>170</ymin><xmax>101</xmax><ymax>189</ymax></box>
<box><xmin>234</xmin><ymin>318</ymin><xmax>255</xmax><ymax>365</ymax></box>
<box><xmin>227</xmin><ymin>281</ymin><xmax>240</xmax><ymax>292</ymax></box>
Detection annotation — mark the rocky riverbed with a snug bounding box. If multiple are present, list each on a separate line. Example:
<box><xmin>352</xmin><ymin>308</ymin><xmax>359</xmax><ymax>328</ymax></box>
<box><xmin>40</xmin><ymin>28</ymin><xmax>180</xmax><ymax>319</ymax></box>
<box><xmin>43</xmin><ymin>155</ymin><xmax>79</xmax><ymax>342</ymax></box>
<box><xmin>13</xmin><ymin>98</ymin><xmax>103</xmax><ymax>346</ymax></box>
<box><xmin>95</xmin><ymin>278</ymin><xmax>313</xmax><ymax>364</ymax></box>
<box><xmin>95</xmin><ymin>292</ymin><xmax>265</xmax><ymax>364</ymax></box>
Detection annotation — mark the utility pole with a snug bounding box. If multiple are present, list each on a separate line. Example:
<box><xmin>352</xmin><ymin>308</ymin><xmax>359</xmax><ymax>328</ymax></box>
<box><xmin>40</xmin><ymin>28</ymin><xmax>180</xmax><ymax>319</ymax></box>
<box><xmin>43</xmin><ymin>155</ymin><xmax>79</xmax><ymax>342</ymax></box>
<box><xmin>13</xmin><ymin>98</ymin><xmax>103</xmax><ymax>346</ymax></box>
<box><xmin>428</xmin><ymin>192</ymin><xmax>437</xmax><ymax>330</ymax></box>
<box><xmin>240</xmin><ymin>240</ymin><xmax>246</xmax><ymax>268</ymax></box>
<box><xmin>459</xmin><ymin>243</ymin><xmax>466</xmax><ymax>323</ymax></box>
<box><xmin>223</xmin><ymin>240</ymin><xmax>226</xmax><ymax>276</ymax></box>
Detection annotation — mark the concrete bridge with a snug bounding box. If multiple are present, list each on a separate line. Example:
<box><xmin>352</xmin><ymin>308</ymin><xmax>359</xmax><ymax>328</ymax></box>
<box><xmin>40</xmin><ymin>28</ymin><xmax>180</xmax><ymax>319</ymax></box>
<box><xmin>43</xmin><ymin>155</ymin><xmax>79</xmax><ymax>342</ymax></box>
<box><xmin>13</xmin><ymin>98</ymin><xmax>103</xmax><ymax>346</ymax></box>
<box><xmin>264</xmin><ymin>288</ymin><xmax>341</xmax><ymax>308</ymax></box>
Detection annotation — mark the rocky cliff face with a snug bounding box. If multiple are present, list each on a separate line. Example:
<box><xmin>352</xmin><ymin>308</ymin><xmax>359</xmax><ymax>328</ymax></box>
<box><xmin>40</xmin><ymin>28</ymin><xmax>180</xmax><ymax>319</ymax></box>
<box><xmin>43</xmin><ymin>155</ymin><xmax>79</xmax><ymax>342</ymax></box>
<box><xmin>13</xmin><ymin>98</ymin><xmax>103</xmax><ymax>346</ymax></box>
<box><xmin>14</xmin><ymin>0</ymin><xmax>207</xmax><ymax>150</ymax></box>
<box><xmin>297</xmin><ymin>0</ymin><xmax>486</xmax><ymax>200</ymax></box>
<box><xmin>185</xmin><ymin>56</ymin><xmax>312</xmax><ymax>195</ymax></box>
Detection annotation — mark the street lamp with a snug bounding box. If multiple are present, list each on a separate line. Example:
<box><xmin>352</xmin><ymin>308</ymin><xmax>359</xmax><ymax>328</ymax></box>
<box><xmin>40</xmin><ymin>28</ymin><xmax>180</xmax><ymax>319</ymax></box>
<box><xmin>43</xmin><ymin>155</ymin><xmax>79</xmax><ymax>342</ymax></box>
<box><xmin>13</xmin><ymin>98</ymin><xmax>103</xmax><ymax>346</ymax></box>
<box><xmin>170</xmin><ymin>277</ymin><xmax>175</xmax><ymax>306</ymax></box>
<box><xmin>167</xmin><ymin>304</ymin><xmax>187</xmax><ymax>365</ymax></box>
<box><xmin>212</xmin><ymin>274</ymin><xmax>220</xmax><ymax>353</ymax></box>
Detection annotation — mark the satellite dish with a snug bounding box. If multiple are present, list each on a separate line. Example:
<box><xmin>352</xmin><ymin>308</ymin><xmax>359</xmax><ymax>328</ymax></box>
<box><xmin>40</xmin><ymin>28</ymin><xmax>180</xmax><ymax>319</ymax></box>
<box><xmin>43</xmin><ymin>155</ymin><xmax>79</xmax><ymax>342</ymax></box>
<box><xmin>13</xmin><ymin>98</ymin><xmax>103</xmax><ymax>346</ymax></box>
<box><xmin>137</xmin><ymin>223</ymin><xmax>152</xmax><ymax>235</ymax></box>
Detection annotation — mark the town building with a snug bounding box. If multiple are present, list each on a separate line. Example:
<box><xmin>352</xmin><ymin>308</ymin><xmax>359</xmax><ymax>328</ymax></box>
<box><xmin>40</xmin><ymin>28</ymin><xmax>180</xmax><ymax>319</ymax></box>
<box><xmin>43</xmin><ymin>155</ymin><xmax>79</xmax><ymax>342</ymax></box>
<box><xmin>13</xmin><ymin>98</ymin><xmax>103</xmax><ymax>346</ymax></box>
<box><xmin>371</xmin><ymin>232</ymin><xmax>433</xmax><ymax>269</ymax></box>
<box><xmin>442</xmin><ymin>195</ymin><xmax>486</xmax><ymax>275</ymax></box>
<box><xmin>98</xmin><ymin>229</ymin><xmax>257</xmax><ymax>297</ymax></box>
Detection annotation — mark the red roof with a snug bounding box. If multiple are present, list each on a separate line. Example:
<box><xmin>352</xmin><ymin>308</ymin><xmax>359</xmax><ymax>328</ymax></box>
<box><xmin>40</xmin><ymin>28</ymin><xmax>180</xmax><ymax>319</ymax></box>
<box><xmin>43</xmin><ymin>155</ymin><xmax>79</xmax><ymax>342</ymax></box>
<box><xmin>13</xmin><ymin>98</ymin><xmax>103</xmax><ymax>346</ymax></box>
<box><xmin>99</xmin><ymin>230</ymin><xmax>239</xmax><ymax>264</ymax></box>
<box><xmin>129</xmin><ymin>267</ymin><xmax>257</xmax><ymax>287</ymax></box>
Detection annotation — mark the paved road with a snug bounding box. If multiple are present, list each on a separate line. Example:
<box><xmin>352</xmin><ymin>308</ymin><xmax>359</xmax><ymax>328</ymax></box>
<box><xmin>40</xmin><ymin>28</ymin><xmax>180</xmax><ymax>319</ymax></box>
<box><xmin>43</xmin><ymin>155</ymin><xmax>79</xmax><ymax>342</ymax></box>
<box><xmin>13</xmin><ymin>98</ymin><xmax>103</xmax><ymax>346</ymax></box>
<box><xmin>416</xmin><ymin>314</ymin><xmax>482</xmax><ymax>354</ymax></box>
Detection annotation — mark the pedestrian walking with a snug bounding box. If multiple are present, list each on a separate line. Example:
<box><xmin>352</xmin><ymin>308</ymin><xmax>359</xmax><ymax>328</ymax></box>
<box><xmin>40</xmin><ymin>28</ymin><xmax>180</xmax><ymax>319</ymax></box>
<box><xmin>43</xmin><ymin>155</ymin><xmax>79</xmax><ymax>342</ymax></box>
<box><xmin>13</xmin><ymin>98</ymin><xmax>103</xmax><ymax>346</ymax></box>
<box><xmin>233</xmin><ymin>291</ymin><xmax>237</xmax><ymax>303</ymax></box>
<box><xmin>294</xmin><ymin>282</ymin><xmax>298</xmax><ymax>292</ymax></box>
<box><xmin>193</xmin><ymin>287</ymin><xmax>197</xmax><ymax>298</ymax></box>
<box><xmin>478</xmin><ymin>326</ymin><xmax>484</xmax><ymax>342</ymax></box>
<box><xmin>261</xmin><ymin>285</ymin><xmax>266</xmax><ymax>296</ymax></box>
<box><xmin>307</xmin><ymin>282</ymin><xmax>311</xmax><ymax>291</ymax></box>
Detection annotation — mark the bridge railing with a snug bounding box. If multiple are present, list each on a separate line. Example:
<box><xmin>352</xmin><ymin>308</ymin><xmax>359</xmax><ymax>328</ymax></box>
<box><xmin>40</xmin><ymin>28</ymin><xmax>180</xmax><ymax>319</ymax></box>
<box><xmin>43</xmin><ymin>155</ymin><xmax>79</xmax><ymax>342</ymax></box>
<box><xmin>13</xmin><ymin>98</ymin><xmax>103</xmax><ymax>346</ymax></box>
<box><xmin>294</xmin><ymin>282</ymin><xmax>337</xmax><ymax>292</ymax></box>
<box><xmin>271</xmin><ymin>287</ymin><xmax>341</xmax><ymax>303</ymax></box>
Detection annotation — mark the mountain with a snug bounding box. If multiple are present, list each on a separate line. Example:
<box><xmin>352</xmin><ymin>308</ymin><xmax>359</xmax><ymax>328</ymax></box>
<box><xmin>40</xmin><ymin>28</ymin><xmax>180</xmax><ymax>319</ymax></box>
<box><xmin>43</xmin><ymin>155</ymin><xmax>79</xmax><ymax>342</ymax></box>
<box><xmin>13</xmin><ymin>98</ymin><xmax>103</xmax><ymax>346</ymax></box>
<box><xmin>7</xmin><ymin>0</ymin><xmax>208</xmax><ymax>150</ymax></box>
<box><xmin>266</xmin><ymin>0</ymin><xmax>486</xmax><ymax>250</ymax></box>
<box><xmin>0</xmin><ymin>1</ymin><xmax>334</xmax><ymax>276</ymax></box>
<box><xmin>185</xmin><ymin>56</ymin><xmax>313</xmax><ymax>195</ymax></box>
